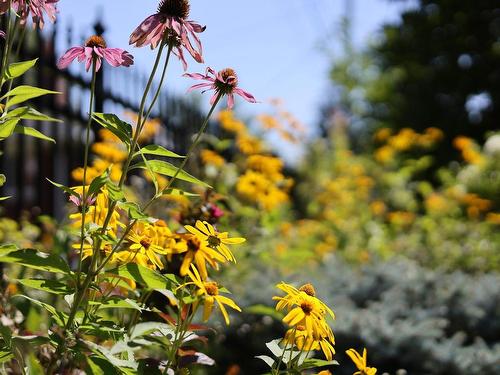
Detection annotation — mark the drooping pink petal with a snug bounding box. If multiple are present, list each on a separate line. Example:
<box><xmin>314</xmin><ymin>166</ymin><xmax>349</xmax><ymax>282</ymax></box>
<box><xmin>186</xmin><ymin>82</ymin><xmax>213</xmax><ymax>93</ymax></box>
<box><xmin>183</xmin><ymin>72</ymin><xmax>211</xmax><ymax>80</ymax></box>
<box><xmin>173</xmin><ymin>46</ymin><xmax>188</xmax><ymax>71</ymax></box>
<box><xmin>57</xmin><ymin>46</ymin><xmax>85</xmax><ymax>69</ymax></box>
<box><xmin>233</xmin><ymin>88</ymin><xmax>257</xmax><ymax>104</ymax></box>
<box><xmin>129</xmin><ymin>14</ymin><xmax>161</xmax><ymax>46</ymax></box>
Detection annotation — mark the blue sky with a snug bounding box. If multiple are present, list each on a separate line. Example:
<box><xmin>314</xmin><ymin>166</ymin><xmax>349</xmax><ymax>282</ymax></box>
<box><xmin>55</xmin><ymin>0</ymin><xmax>413</xmax><ymax>137</ymax></box>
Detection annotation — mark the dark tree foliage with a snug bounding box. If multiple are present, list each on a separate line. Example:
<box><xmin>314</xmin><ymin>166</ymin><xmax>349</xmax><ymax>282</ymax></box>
<box><xmin>372</xmin><ymin>0</ymin><xmax>500</xmax><ymax>164</ymax></box>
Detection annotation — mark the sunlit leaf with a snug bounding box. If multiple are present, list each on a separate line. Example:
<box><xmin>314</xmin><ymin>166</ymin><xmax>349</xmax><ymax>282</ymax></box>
<box><xmin>0</xmin><ymin>117</ymin><xmax>21</xmax><ymax>140</ymax></box>
<box><xmin>3</xmin><ymin>59</ymin><xmax>38</xmax><ymax>80</ymax></box>
<box><xmin>17</xmin><ymin>279</ymin><xmax>72</xmax><ymax>295</ymax></box>
<box><xmin>0</xmin><ymin>248</ymin><xmax>71</xmax><ymax>274</ymax></box>
<box><xmin>133</xmin><ymin>145</ymin><xmax>184</xmax><ymax>159</ymax></box>
<box><xmin>7</xmin><ymin>106</ymin><xmax>61</xmax><ymax>122</ymax></box>
<box><xmin>14</xmin><ymin>125</ymin><xmax>55</xmax><ymax>143</ymax></box>
<box><xmin>92</xmin><ymin>113</ymin><xmax>132</xmax><ymax>145</ymax></box>
<box><xmin>106</xmin><ymin>264</ymin><xmax>180</xmax><ymax>291</ymax></box>
<box><xmin>2</xmin><ymin>85</ymin><xmax>59</xmax><ymax>109</ymax></box>
<box><xmin>130</xmin><ymin>160</ymin><xmax>211</xmax><ymax>188</ymax></box>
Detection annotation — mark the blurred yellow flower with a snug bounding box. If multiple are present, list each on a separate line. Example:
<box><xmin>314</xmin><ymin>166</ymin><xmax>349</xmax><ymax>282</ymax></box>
<box><xmin>346</xmin><ymin>348</ymin><xmax>377</xmax><ymax>375</ymax></box>
<box><xmin>201</xmin><ymin>149</ymin><xmax>225</xmax><ymax>167</ymax></box>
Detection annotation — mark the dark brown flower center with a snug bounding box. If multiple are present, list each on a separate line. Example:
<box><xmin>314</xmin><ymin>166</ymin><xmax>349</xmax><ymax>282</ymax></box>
<box><xmin>140</xmin><ymin>237</ymin><xmax>152</xmax><ymax>249</ymax></box>
<box><xmin>207</xmin><ymin>235</ymin><xmax>221</xmax><ymax>248</ymax></box>
<box><xmin>187</xmin><ymin>236</ymin><xmax>201</xmax><ymax>252</ymax></box>
<box><xmin>204</xmin><ymin>282</ymin><xmax>219</xmax><ymax>296</ymax></box>
<box><xmin>299</xmin><ymin>283</ymin><xmax>316</xmax><ymax>297</ymax></box>
<box><xmin>85</xmin><ymin>35</ymin><xmax>107</xmax><ymax>48</ymax></box>
<box><xmin>300</xmin><ymin>301</ymin><xmax>314</xmax><ymax>315</ymax></box>
<box><xmin>214</xmin><ymin>68</ymin><xmax>238</xmax><ymax>95</ymax></box>
<box><xmin>158</xmin><ymin>0</ymin><xmax>190</xmax><ymax>19</ymax></box>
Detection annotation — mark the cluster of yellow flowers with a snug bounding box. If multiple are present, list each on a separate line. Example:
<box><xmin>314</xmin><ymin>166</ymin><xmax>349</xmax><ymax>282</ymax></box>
<box><xmin>217</xmin><ymin>110</ymin><xmax>293</xmax><ymax>211</ymax></box>
<box><xmin>273</xmin><ymin>282</ymin><xmax>336</xmax><ymax>361</ymax></box>
<box><xmin>374</xmin><ymin>127</ymin><xmax>443</xmax><ymax>164</ymax></box>
<box><xmin>69</xmin><ymin>182</ymin><xmax>245</xmax><ymax>324</ymax></box>
<box><xmin>453</xmin><ymin>136</ymin><xmax>485</xmax><ymax>165</ymax></box>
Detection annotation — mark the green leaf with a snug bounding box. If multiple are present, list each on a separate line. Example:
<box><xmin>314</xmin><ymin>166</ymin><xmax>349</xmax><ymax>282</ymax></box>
<box><xmin>7</xmin><ymin>106</ymin><xmax>61</xmax><ymax>122</ymax></box>
<box><xmin>0</xmin><ymin>117</ymin><xmax>21</xmax><ymax>140</ymax></box>
<box><xmin>87</xmin><ymin>356</ymin><xmax>121</xmax><ymax>375</ymax></box>
<box><xmin>14</xmin><ymin>295</ymin><xmax>66</xmax><ymax>327</ymax></box>
<box><xmin>3</xmin><ymin>59</ymin><xmax>38</xmax><ymax>80</ymax></box>
<box><xmin>116</xmin><ymin>201</ymin><xmax>149</xmax><ymax>220</ymax></box>
<box><xmin>0</xmin><ymin>249</ymin><xmax>71</xmax><ymax>274</ymax></box>
<box><xmin>0</xmin><ymin>350</ymin><xmax>13</xmax><ymax>364</ymax></box>
<box><xmin>92</xmin><ymin>113</ymin><xmax>133</xmax><ymax>145</ymax></box>
<box><xmin>90</xmin><ymin>297</ymin><xmax>142</xmax><ymax>311</ymax></box>
<box><xmin>133</xmin><ymin>145</ymin><xmax>184</xmax><ymax>159</ymax></box>
<box><xmin>130</xmin><ymin>160</ymin><xmax>211</xmax><ymax>188</ymax></box>
<box><xmin>106</xmin><ymin>180</ymin><xmax>125</xmax><ymax>202</ymax></box>
<box><xmin>129</xmin><ymin>322</ymin><xmax>175</xmax><ymax>340</ymax></box>
<box><xmin>0</xmin><ymin>244</ymin><xmax>19</xmax><ymax>255</ymax></box>
<box><xmin>298</xmin><ymin>358</ymin><xmax>339</xmax><ymax>370</ymax></box>
<box><xmin>162</xmin><ymin>188</ymin><xmax>199</xmax><ymax>197</ymax></box>
<box><xmin>17</xmin><ymin>279</ymin><xmax>72</xmax><ymax>295</ymax></box>
<box><xmin>46</xmin><ymin>178</ymin><xmax>79</xmax><ymax>197</ymax></box>
<box><xmin>2</xmin><ymin>85</ymin><xmax>59</xmax><ymax>109</ymax></box>
<box><xmin>88</xmin><ymin>172</ymin><xmax>109</xmax><ymax>198</ymax></box>
<box><xmin>0</xmin><ymin>174</ymin><xmax>6</xmax><ymax>187</ymax></box>
<box><xmin>107</xmin><ymin>264</ymin><xmax>180</xmax><ymax>291</ymax></box>
<box><xmin>14</xmin><ymin>125</ymin><xmax>55</xmax><ymax>143</ymax></box>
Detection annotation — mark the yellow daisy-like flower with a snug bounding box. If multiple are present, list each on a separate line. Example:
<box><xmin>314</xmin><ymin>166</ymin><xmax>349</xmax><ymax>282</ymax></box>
<box><xmin>273</xmin><ymin>282</ymin><xmax>335</xmax><ymax>344</ymax></box>
<box><xmin>178</xmin><ymin>233</ymin><xmax>227</xmax><ymax>280</ymax></box>
<box><xmin>346</xmin><ymin>348</ymin><xmax>377</xmax><ymax>375</ymax></box>
<box><xmin>185</xmin><ymin>265</ymin><xmax>241</xmax><ymax>325</ymax></box>
<box><xmin>184</xmin><ymin>220</ymin><xmax>245</xmax><ymax>263</ymax></box>
<box><xmin>283</xmin><ymin>325</ymin><xmax>336</xmax><ymax>361</ymax></box>
<box><xmin>116</xmin><ymin>222</ymin><xmax>170</xmax><ymax>269</ymax></box>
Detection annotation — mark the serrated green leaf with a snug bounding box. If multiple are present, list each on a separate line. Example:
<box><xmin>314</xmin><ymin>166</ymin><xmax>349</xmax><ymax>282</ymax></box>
<box><xmin>0</xmin><ymin>249</ymin><xmax>71</xmax><ymax>274</ymax></box>
<box><xmin>0</xmin><ymin>117</ymin><xmax>21</xmax><ymax>140</ymax></box>
<box><xmin>133</xmin><ymin>145</ymin><xmax>184</xmax><ymax>159</ymax></box>
<box><xmin>106</xmin><ymin>264</ymin><xmax>180</xmax><ymax>291</ymax></box>
<box><xmin>2</xmin><ymin>85</ymin><xmax>59</xmax><ymax>109</ymax></box>
<box><xmin>3</xmin><ymin>59</ymin><xmax>38</xmax><ymax>80</ymax></box>
<box><xmin>17</xmin><ymin>279</ymin><xmax>71</xmax><ymax>295</ymax></box>
<box><xmin>92</xmin><ymin>113</ymin><xmax>132</xmax><ymax>145</ymax></box>
<box><xmin>130</xmin><ymin>160</ymin><xmax>211</xmax><ymax>188</ymax></box>
<box><xmin>14</xmin><ymin>125</ymin><xmax>55</xmax><ymax>143</ymax></box>
<box><xmin>7</xmin><ymin>106</ymin><xmax>61</xmax><ymax>122</ymax></box>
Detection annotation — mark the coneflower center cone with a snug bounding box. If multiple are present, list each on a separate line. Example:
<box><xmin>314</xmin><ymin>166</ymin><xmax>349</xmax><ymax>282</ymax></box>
<box><xmin>215</xmin><ymin>68</ymin><xmax>238</xmax><ymax>94</ymax></box>
<box><xmin>158</xmin><ymin>0</ymin><xmax>190</xmax><ymax>19</ymax></box>
<box><xmin>85</xmin><ymin>35</ymin><xmax>107</xmax><ymax>48</ymax></box>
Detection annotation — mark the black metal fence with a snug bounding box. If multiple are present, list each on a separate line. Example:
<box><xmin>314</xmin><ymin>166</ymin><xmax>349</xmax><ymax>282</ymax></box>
<box><xmin>0</xmin><ymin>20</ymin><xmax>204</xmax><ymax>220</ymax></box>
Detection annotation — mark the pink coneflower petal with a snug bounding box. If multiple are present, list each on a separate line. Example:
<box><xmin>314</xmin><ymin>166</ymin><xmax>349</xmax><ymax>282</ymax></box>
<box><xmin>57</xmin><ymin>47</ymin><xmax>85</xmax><ymax>69</ymax></box>
<box><xmin>184</xmin><ymin>66</ymin><xmax>256</xmax><ymax>109</ymax></box>
<box><xmin>57</xmin><ymin>35</ymin><xmax>134</xmax><ymax>72</ymax></box>
<box><xmin>129</xmin><ymin>0</ymin><xmax>205</xmax><ymax>69</ymax></box>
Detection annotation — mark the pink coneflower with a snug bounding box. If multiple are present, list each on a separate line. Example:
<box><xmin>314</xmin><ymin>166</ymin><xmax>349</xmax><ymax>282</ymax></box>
<box><xmin>12</xmin><ymin>0</ymin><xmax>59</xmax><ymax>29</ymax></box>
<box><xmin>184</xmin><ymin>67</ymin><xmax>257</xmax><ymax>109</ymax></box>
<box><xmin>129</xmin><ymin>0</ymin><xmax>205</xmax><ymax>68</ymax></box>
<box><xmin>57</xmin><ymin>35</ymin><xmax>134</xmax><ymax>72</ymax></box>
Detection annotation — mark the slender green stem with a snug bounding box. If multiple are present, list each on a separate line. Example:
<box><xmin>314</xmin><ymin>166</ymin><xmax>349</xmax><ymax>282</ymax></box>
<box><xmin>5</xmin><ymin>22</ymin><xmax>26</xmax><ymax>96</ymax></box>
<box><xmin>0</xmin><ymin>7</ymin><xmax>13</xmax><ymax>92</ymax></box>
<box><xmin>95</xmin><ymin>93</ymin><xmax>223</xmax><ymax>274</ymax></box>
<box><xmin>75</xmin><ymin>63</ymin><xmax>97</xmax><ymax>287</ymax></box>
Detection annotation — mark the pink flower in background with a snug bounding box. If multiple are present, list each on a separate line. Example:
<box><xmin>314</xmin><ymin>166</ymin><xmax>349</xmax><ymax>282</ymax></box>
<box><xmin>12</xmin><ymin>0</ymin><xmax>59</xmax><ymax>29</ymax></box>
<box><xmin>129</xmin><ymin>0</ymin><xmax>205</xmax><ymax>69</ymax></box>
<box><xmin>184</xmin><ymin>67</ymin><xmax>257</xmax><ymax>109</ymax></box>
<box><xmin>69</xmin><ymin>193</ymin><xmax>96</xmax><ymax>213</ymax></box>
<box><xmin>57</xmin><ymin>35</ymin><xmax>134</xmax><ymax>72</ymax></box>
